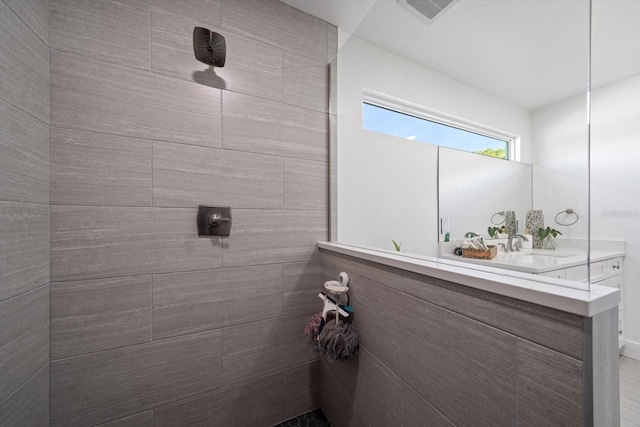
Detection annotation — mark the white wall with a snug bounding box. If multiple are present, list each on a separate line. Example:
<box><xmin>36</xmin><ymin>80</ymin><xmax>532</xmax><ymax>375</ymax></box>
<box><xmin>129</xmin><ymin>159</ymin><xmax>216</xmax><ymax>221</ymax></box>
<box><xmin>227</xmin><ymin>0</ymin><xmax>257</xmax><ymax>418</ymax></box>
<box><xmin>531</xmin><ymin>94</ymin><xmax>590</xmax><ymax>241</ymax></box>
<box><xmin>591</xmin><ymin>75</ymin><xmax>640</xmax><ymax>358</ymax></box>
<box><xmin>336</xmin><ymin>35</ymin><xmax>532</xmax><ymax>256</ymax></box>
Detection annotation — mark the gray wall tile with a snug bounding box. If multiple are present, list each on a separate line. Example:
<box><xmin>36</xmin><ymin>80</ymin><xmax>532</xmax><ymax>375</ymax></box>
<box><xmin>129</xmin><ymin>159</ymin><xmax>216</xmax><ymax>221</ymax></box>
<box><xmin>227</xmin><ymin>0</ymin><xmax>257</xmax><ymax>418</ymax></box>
<box><xmin>321</xmin><ymin>250</ymin><xmax>405</xmax><ymax>291</ymax></box>
<box><xmin>0</xmin><ymin>364</ymin><xmax>49</xmax><ymax>427</ymax></box>
<box><xmin>222</xmin><ymin>91</ymin><xmax>327</xmax><ymax>161</ymax></box>
<box><xmin>282</xmin><ymin>260</ymin><xmax>327</xmax><ymax>314</ymax></box>
<box><xmin>97</xmin><ymin>411</ymin><xmax>153</xmax><ymax>427</ymax></box>
<box><xmin>51</xmin><ymin>51</ymin><xmax>222</xmax><ymax>147</ymax></box>
<box><xmin>284</xmin><ymin>53</ymin><xmax>328</xmax><ymax>112</ymax></box>
<box><xmin>153</xmin><ymin>372</ymin><xmax>284</xmax><ymax>427</ymax></box>
<box><xmin>327</xmin><ymin>24</ymin><xmax>337</xmax><ymax>64</ymax></box>
<box><xmin>0</xmin><ymin>202</ymin><xmax>49</xmax><ymax>300</ymax></box>
<box><xmin>50</xmin><ymin>127</ymin><xmax>152</xmax><ymax>207</ymax></box>
<box><xmin>151</xmin><ymin>8</ymin><xmax>283</xmax><ymax>101</ymax></box>
<box><xmin>321</xmin><ymin>362</ymin><xmax>356</xmax><ymax>427</ymax></box>
<box><xmin>51</xmin><ymin>276</ymin><xmax>152</xmax><ymax>359</ymax></box>
<box><xmin>222</xmin><ymin>209</ymin><xmax>326</xmax><ymax>267</ymax></box>
<box><xmin>222</xmin><ymin>313</ymin><xmax>317</xmax><ymax>385</ymax></box>
<box><xmin>322</xmin><ymin>347</ymin><xmax>403</xmax><ymax>427</ymax></box>
<box><xmin>220</xmin><ymin>0</ymin><xmax>327</xmax><ymax>61</ymax></box>
<box><xmin>3</xmin><ymin>0</ymin><xmax>49</xmax><ymax>44</ymax></box>
<box><xmin>0</xmin><ymin>100</ymin><xmax>49</xmax><ymax>204</ymax></box>
<box><xmin>50</xmin><ymin>0</ymin><xmax>149</xmax><ymax>70</ymax></box>
<box><xmin>50</xmin><ymin>330</ymin><xmax>222</xmax><ymax>426</ymax></box>
<box><xmin>51</xmin><ymin>206</ymin><xmax>222</xmax><ymax>282</ymax></box>
<box><xmin>284</xmin><ymin>158</ymin><xmax>328</xmax><ymax>210</ymax></box>
<box><xmin>402</xmin><ymin>384</ymin><xmax>454</xmax><ymax>427</ymax></box>
<box><xmin>283</xmin><ymin>361</ymin><xmax>321</xmax><ymax>420</ymax></box>
<box><xmin>152</xmin><ymin>264</ymin><xmax>283</xmax><ymax>339</ymax></box>
<box><xmin>0</xmin><ymin>2</ymin><xmax>49</xmax><ymax>124</ymax></box>
<box><xmin>343</xmin><ymin>268</ymin><xmax>518</xmax><ymax>427</ymax></box>
<box><xmin>402</xmin><ymin>270</ymin><xmax>584</xmax><ymax>359</ymax></box>
<box><xmin>517</xmin><ymin>339</ymin><xmax>583</xmax><ymax>427</ymax></box>
<box><xmin>149</xmin><ymin>0</ymin><xmax>220</xmax><ymax>26</ymax></box>
<box><xmin>0</xmin><ymin>285</ymin><xmax>49</xmax><ymax>403</ymax></box>
<box><xmin>153</xmin><ymin>141</ymin><xmax>283</xmax><ymax>209</ymax></box>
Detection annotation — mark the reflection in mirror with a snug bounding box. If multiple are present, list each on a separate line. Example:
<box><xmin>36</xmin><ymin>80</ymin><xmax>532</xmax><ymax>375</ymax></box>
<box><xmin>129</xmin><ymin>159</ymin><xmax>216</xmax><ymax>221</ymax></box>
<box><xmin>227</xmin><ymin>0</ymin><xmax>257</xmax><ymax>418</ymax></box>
<box><xmin>332</xmin><ymin>0</ymin><xmax>593</xmax><ymax>288</ymax></box>
<box><xmin>438</xmin><ymin>147</ymin><xmax>532</xmax><ymax>243</ymax></box>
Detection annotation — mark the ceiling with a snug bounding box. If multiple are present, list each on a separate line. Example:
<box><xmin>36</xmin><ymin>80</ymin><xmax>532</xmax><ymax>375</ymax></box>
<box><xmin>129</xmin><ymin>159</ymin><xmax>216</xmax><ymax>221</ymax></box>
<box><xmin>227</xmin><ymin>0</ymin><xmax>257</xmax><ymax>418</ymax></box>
<box><xmin>280</xmin><ymin>0</ymin><xmax>640</xmax><ymax>110</ymax></box>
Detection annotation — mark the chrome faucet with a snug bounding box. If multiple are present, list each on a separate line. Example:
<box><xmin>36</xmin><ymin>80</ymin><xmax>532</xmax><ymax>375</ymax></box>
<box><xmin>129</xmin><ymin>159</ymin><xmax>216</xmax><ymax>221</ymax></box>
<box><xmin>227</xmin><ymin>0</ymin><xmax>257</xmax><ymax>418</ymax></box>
<box><xmin>506</xmin><ymin>234</ymin><xmax>529</xmax><ymax>252</ymax></box>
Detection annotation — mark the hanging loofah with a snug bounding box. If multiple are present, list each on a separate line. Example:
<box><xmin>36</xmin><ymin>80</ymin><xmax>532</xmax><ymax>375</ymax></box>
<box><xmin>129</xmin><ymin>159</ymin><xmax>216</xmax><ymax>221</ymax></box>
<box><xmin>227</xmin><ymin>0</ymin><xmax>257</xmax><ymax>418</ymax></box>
<box><xmin>316</xmin><ymin>316</ymin><xmax>359</xmax><ymax>362</ymax></box>
<box><xmin>304</xmin><ymin>312</ymin><xmax>323</xmax><ymax>349</ymax></box>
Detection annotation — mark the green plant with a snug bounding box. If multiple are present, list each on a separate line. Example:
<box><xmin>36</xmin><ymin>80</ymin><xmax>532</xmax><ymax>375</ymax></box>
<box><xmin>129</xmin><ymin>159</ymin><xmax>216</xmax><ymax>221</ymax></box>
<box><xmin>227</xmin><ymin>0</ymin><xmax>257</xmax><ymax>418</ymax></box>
<box><xmin>392</xmin><ymin>240</ymin><xmax>402</xmax><ymax>251</ymax></box>
<box><xmin>538</xmin><ymin>226</ymin><xmax>562</xmax><ymax>241</ymax></box>
<box><xmin>488</xmin><ymin>226</ymin><xmax>507</xmax><ymax>238</ymax></box>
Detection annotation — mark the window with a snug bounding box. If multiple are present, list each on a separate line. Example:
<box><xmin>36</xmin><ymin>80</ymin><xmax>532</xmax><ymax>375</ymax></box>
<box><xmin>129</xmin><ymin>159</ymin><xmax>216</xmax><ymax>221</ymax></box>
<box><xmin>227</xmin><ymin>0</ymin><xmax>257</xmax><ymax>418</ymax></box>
<box><xmin>362</xmin><ymin>101</ymin><xmax>515</xmax><ymax>160</ymax></box>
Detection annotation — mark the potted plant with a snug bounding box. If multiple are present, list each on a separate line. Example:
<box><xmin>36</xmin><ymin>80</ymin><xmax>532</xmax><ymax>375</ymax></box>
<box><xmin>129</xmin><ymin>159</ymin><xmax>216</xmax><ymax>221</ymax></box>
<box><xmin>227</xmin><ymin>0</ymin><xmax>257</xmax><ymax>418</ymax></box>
<box><xmin>538</xmin><ymin>226</ymin><xmax>562</xmax><ymax>250</ymax></box>
<box><xmin>392</xmin><ymin>240</ymin><xmax>402</xmax><ymax>252</ymax></box>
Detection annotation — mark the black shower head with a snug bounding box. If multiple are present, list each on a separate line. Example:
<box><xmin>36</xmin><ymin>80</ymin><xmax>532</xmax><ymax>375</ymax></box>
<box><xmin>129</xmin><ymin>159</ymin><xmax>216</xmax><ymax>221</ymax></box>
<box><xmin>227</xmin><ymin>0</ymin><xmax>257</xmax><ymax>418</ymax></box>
<box><xmin>193</xmin><ymin>27</ymin><xmax>226</xmax><ymax>67</ymax></box>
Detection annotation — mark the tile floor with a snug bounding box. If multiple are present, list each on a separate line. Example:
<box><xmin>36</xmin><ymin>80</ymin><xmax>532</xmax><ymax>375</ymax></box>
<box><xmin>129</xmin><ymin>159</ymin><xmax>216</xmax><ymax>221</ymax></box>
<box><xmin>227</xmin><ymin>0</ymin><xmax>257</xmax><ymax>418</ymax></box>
<box><xmin>621</xmin><ymin>356</ymin><xmax>640</xmax><ymax>427</ymax></box>
<box><xmin>275</xmin><ymin>408</ymin><xmax>330</xmax><ymax>427</ymax></box>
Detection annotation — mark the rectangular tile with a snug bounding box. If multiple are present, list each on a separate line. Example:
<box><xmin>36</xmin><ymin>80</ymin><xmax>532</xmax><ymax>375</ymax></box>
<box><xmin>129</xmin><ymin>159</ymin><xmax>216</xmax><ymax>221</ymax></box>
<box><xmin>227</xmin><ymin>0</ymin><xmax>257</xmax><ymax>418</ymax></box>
<box><xmin>0</xmin><ymin>202</ymin><xmax>49</xmax><ymax>300</ymax></box>
<box><xmin>3</xmin><ymin>0</ymin><xmax>49</xmax><ymax>44</ymax></box>
<box><xmin>222</xmin><ymin>313</ymin><xmax>318</xmax><ymax>385</ymax></box>
<box><xmin>517</xmin><ymin>339</ymin><xmax>583</xmax><ymax>427</ymax></box>
<box><xmin>51</xmin><ymin>127</ymin><xmax>152</xmax><ymax>206</ymax></box>
<box><xmin>284</xmin><ymin>158</ymin><xmax>328</xmax><ymax>210</ymax></box>
<box><xmin>322</xmin><ymin>347</ymin><xmax>403</xmax><ymax>427</ymax></box>
<box><xmin>396</xmin><ymin>294</ymin><xmax>518</xmax><ymax>427</ymax></box>
<box><xmin>153</xmin><ymin>141</ymin><xmax>283</xmax><ymax>208</ymax></box>
<box><xmin>0</xmin><ymin>100</ymin><xmax>49</xmax><ymax>204</ymax></box>
<box><xmin>282</xmin><ymin>260</ymin><xmax>328</xmax><ymax>315</ymax></box>
<box><xmin>0</xmin><ymin>285</ymin><xmax>49</xmax><ymax>403</ymax></box>
<box><xmin>153</xmin><ymin>264</ymin><xmax>283</xmax><ymax>339</ymax></box>
<box><xmin>283</xmin><ymin>361</ymin><xmax>321</xmax><ymax>420</ymax></box>
<box><xmin>321</xmin><ymin>250</ymin><xmax>405</xmax><ymax>292</ymax></box>
<box><xmin>150</xmin><ymin>0</ymin><xmax>220</xmax><ymax>26</ymax></box>
<box><xmin>402</xmin><ymin>384</ymin><xmax>455</xmax><ymax>427</ymax></box>
<box><xmin>402</xmin><ymin>270</ymin><xmax>584</xmax><ymax>358</ymax></box>
<box><xmin>222</xmin><ymin>209</ymin><xmax>326</xmax><ymax>268</ymax></box>
<box><xmin>327</xmin><ymin>24</ymin><xmax>338</xmax><ymax>64</ymax></box>
<box><xmin>51</xmin><ymin>206</ymin><xmax>222</xmax><ymax>282</ymax></box>
<box><xmin>154</xmin><ymin>372</ymin><xmax>284</xmax><ymax>427</ymax></box>
<box><xmin>50</xmin><ymin>0</ymin><xmax>149</xmax><ymax>69</ymax></box>
<box><xmin>50</xmin><ymin>330</ymin><xmax>222</xmax><ymax>426</ymax></box>
<box><xmin>0</xmin><ymin>364</ymin><xmax>49</xmax><ymax>427</ymax></box>
<box><xmin>220</xmin><ymin>0</ymin><xmax>327</xmax><ymax>61</ymax></box>
<box><xmin>51</xmin><ymin>276</ymin><xmax>152</xmax><ymax>359</ymax></box>
<box><xmin>283</xmin><ymin>53</ymin><xmax>328</xmax><ymax>112</ymax></box>
<box><xmin>97</xmin><ymin>411</ymin><xmax>153</xmax><ymax>427</ymax></box>
<box><xmin>0</xmin><ymin>2</ymin><xmax>49</xmax><ymax>124</ymax></box>
<box><xmin>222</xmin><ymin>91</ymin><xmax>327</xmax><ymax>161</ymax></box>
<box><xmin>51</xmin><ymin>51</ymin><xmax>222</xmax><ymax>147</ymax></box>
<box><xmin>320</xmin><ymin>362</ymin><xmax>356</xmax><ymax>427</ymax></box>
<box><xmin>151</xmin><ymin>8</ymin><xmax>283</xmax><ymax>101</ymax></box>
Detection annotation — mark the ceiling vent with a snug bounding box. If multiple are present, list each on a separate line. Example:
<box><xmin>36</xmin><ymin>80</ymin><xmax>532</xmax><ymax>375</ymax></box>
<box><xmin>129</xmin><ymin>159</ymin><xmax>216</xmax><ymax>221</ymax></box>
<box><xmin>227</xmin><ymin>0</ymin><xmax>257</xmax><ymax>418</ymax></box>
<box><xmin>397</xmin><ymin>0</ymin><xmax>459</xmax><ymax>24</ymax></box>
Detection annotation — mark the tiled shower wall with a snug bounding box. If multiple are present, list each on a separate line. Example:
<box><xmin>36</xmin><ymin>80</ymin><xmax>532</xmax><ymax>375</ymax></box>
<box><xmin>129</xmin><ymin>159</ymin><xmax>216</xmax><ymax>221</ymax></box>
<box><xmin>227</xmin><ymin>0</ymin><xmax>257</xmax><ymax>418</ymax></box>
<box><xmin>48</xmin><ymin>0</ymin><xmax>334</xmax><ymax>425</ymax></box>
<box><xmin>0</xmin><ymin>0</ymin><xmax>51</xmax><ymax>424</ymax></box>
<box><xmin>320</xmin><ymin>250</ymin><xmax>587</xmax><ymax>427</ymax></box>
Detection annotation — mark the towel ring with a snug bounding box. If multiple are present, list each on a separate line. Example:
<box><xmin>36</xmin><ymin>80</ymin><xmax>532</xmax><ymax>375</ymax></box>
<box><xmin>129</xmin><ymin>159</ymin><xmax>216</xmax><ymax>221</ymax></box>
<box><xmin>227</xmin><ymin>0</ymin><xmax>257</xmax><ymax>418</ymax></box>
<box><xmin>555</xmin><ymin>209</ymin><xmax>579</xmax><ymax>226</ymax></box>
<box><xmin>491</xmin><ymin>211</ymin><xmax>506</xmax><ymax>225</ymax></box>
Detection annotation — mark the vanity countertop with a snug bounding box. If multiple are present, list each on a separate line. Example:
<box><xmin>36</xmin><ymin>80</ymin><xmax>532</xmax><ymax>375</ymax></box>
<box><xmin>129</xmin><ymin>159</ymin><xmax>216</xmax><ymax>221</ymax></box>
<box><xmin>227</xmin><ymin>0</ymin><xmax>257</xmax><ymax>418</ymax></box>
<box><xmin>318</xmin><ymin>242</ymin><xmax>620</xmax><ymax>317</ymax></box>
<box><xmin>439</xmin><ymin>248</ymin><xmax>624</xmax><ymax>274</ymax></box>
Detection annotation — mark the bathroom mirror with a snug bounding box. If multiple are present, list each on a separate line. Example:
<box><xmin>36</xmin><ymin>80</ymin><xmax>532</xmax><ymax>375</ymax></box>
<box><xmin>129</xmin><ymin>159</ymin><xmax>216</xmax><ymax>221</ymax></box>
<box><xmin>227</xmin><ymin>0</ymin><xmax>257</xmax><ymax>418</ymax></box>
<box><xmin>438</xmin><ymin>147</ymin><xmax>533</xmax><ymax>242</ymax></box>
<box><xmin>331</xmin><ymin>0</ymin><xmax>595</xmax><ymax>288</ymax></box>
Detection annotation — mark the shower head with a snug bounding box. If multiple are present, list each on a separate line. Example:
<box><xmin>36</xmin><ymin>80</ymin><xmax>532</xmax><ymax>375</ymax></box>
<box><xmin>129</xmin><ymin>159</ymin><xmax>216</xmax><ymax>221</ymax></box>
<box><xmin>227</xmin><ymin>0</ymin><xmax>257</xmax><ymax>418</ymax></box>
<box><xmin>193</xmin><ymin>27</ymin><xmax>226</xmax><ymax>67</ymax></box>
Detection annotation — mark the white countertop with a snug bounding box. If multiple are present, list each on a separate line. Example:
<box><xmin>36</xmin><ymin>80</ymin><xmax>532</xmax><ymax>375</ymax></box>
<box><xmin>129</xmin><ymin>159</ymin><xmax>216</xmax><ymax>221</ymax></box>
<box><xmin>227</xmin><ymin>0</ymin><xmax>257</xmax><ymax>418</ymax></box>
<box><xmin>439</xmin><ymin>248</ymin><xmax>624</xmax><ymax>274</ymax></box>
<box><xmin>318</xmin><ymin>242</ymin><xmax>620</xmax><ymax>317</ymax></box>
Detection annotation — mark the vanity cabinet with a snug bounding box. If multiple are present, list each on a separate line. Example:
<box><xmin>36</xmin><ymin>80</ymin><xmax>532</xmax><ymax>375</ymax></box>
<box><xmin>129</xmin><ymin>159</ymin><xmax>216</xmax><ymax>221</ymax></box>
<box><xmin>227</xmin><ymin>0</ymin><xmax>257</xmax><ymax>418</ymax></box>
<box><xmin>538</xmin><ymin>256</ymin><xmax>625</xmax><ymax>349</ymax></box>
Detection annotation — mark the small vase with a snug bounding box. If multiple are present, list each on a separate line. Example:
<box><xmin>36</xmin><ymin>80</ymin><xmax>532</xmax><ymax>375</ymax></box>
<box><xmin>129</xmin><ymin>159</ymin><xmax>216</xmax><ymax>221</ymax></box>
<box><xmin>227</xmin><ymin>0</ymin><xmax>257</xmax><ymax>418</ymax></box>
<box><xmin>542</xmin><ymin>236</ymin><xmax>556</xmax><ymax>250</ymax></box>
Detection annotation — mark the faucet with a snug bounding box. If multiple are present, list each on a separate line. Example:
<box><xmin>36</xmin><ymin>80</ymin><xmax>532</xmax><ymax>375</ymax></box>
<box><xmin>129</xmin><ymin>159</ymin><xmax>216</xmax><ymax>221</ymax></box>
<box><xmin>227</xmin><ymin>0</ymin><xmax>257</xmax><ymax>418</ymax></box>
<box><xmin>506</xmin><ymin>234</ymin><xmax>529</xmax><ymax>252</ymax></box>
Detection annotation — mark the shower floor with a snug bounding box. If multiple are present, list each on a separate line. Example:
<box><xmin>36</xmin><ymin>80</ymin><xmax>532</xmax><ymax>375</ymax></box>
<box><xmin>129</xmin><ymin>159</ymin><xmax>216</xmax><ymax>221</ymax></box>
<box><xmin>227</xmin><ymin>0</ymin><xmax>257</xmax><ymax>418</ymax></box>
<box><xmin>274</xmin><ymin>408</ymin><xmax>330</xmax><ymax>427</ymax></box>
